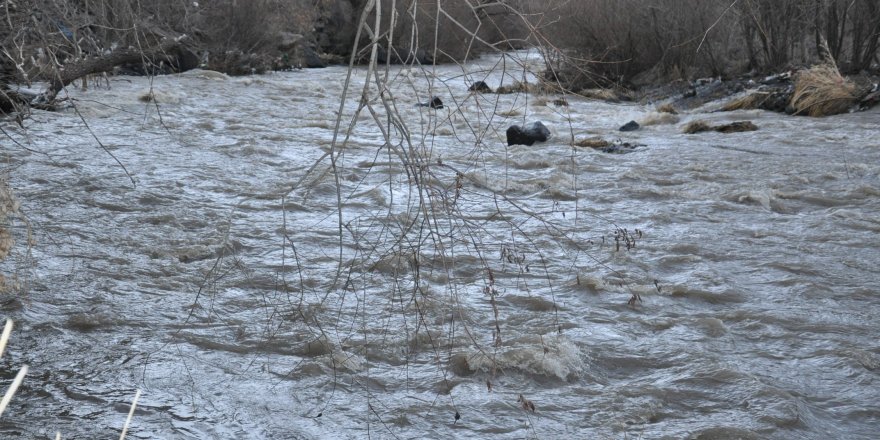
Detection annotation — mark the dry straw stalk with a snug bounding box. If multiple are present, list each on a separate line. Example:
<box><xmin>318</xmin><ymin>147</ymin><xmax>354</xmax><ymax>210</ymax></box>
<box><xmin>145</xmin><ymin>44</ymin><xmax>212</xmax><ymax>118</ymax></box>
<box><xmin>789</xmin><ymin>65</ymin><xmax>858</xmax><ymax>117</ymax></box>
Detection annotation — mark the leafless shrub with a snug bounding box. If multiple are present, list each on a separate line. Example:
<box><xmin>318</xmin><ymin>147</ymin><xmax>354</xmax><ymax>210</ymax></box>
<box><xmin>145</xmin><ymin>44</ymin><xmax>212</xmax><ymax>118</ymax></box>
<box><xmin>525</xmin><ymin>0</ymin><xmax>879</xmax><ymax>93</ymax></box>
<box><xmin>533</xmin><ymin>0</ymin><xmax>740</xmax><ymax>88</ymax></box>
<box><xmin>354</xmin><ymin>0</ymin><xmax>535</xmax><ymax>64</ymax></box>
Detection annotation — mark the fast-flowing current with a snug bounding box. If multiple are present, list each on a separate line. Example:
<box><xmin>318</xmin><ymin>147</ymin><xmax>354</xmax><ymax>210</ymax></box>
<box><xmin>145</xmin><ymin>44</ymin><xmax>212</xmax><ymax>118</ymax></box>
<box><xmin>1</xmin><ymin>51</ymin><xmax>878</xmax><ymax>439</ymax></box>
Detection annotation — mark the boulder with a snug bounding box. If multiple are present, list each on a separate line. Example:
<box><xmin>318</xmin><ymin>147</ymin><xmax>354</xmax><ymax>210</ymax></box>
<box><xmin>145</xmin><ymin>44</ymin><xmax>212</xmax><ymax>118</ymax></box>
<box><xmin>506</xmin><ymin>121</ymin><xmax>550</xmax><ymax>146</ymax></box>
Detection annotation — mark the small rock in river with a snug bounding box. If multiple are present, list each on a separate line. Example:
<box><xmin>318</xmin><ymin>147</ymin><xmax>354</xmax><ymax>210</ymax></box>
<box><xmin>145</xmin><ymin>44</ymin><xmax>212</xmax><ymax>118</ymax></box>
<box><xmin>619</xmin><ymin>120</ymin><xmax>640</xmax><ymax>131</ymax></box>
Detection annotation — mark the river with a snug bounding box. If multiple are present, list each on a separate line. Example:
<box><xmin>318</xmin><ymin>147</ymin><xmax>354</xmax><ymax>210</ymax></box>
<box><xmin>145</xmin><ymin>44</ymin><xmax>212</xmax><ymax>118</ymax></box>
<box><xmin>1</xmin><ymin>51</ymin><xmax>878</xmax><ymax>439</ymax></box>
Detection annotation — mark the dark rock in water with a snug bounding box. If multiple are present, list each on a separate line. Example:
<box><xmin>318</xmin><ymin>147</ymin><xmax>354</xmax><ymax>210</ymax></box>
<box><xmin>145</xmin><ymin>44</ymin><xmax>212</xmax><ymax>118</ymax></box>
<box><xmin>468</xmin><ymin>81</ymin><xmax>492</xmax><ymax>93</ymax></box>
<box><xmin>418</xmin><ymin>96</ymin><xmax>444</xmax><ymax>109</ymax></box>
<box><xmin>720</xmin><ymin>85</ymin><xmax>794</xmax><ymax>113</ymax></box>
<box><xmin>619</xmin><ymin>120</ymin><xmax>640</xmax><ymax>132</ymax></box>
<box><xmin>506</xmin><ymin>121</ymin><xmax>551</xmax><ymax>146</ymax></box>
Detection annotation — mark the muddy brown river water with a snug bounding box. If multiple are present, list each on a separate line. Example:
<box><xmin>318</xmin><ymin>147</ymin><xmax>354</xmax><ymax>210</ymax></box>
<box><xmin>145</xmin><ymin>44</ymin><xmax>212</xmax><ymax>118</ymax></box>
<box><xmin>1</xmin><ymin>52</ymin><xmax>878</xmax><ymax>439</ymax></box>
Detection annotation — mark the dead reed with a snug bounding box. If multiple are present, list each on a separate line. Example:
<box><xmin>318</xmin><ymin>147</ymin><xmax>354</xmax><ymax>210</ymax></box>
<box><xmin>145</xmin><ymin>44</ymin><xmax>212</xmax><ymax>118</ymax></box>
<box><xmin>789</xmin><ymin>64</ymin><xmax>858</xmax><ymax>116</ymax></box>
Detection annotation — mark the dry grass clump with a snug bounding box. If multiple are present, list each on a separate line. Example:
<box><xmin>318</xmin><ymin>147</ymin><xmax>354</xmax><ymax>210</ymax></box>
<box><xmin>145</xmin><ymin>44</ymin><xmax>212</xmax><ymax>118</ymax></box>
<box><xmin>683</xmin><ymin>120</ymin><xmax>713</xmax><ymax>134</ymax></box>
<box><xmin>683</xmin><ymin>120</ymin><xmax>758</xmax><ymax>134</ymax></box>
<box><xmin>581</xmin><ymin>88</ymin><xmax>619</xmax><ymax>102</ymax></box>
<box><xmin>715</xmin><ymin>121</ymin><xmax>758</xmax><ymax>133</ymax></box>
<box><xmin>530</xmin><ymin>97</ymin><xmax>549</xmax><ymax>107</ymax></box>
<box><xmin>574</xmin><ymin>138</ymin><xmax>612</xmax><ymax>149</ymax></box>
<box><xmin>495</xmin><ymin>81</ymin><xmax>542</xmax><ymax>95</ymax></box>
<box><xmin>656</xmin><ymin>103</ymin><xmax>677</xmax><ymax>114</ymax></box>
<box><xmin>639</xmin><ymin>112</ymin><xmax>680</xmax><ymax>126</ymax></box>
<box><xmin>789</xmin><ymin>64</ymin><xmax>858</xmax><ymax>116</ymax></box>
<box><xmin>722</xmin><ymin>93</ymin><xmax>767</xmax><ymax>111</ymax></box>
<box><xmin>497</xmin><ymin>109</ymin><xmax>522</xmax><ymax>117</ymax></box>
<box><xmin>721</xmin><ymin>90</ymin><xmax>793</xmax><ymax>113</ymax></box>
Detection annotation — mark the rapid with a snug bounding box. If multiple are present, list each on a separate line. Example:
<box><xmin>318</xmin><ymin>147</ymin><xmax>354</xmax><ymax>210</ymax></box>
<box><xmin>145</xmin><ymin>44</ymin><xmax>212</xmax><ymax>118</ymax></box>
<box><xmin>1</xmin><ymin>51</ymin><xmax>878</xmax><ymax>439</ymax></box>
